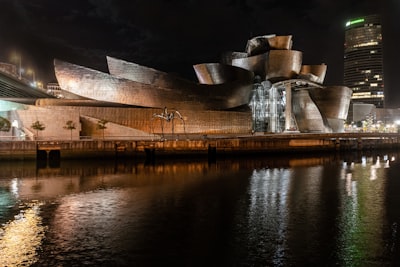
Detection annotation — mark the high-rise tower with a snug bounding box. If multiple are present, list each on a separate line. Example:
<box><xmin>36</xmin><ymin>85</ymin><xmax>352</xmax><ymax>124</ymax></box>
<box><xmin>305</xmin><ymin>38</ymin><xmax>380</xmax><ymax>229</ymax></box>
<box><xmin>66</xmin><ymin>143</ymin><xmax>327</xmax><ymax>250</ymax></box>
<box><xmin>344</xmin><ymin>14</ymin><xmax>384</xmax><ymax>108</ymax></box>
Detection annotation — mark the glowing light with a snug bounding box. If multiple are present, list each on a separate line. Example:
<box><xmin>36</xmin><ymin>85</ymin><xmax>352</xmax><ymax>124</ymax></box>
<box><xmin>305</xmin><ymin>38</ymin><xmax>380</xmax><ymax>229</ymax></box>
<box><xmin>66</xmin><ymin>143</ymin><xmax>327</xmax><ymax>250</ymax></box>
<box><xmin>27</xmin><ymin>68</ymin><xmax>36</xmax><ymax>87</ymax></box>
<box><xmin>11</xmin><ymin>120</ymin><xmax>18</xmax><ymax>128</ymax></box>
<box><xmin>0</xmin><ymin>202</ymin><xmax>46</xmax><ymax>266</ymax></box>
<box><xmin>346</xmin><ymin>18</ymin><xmax>365</xmax><ymax>27</ymax></box>
<box><xmin>346</xmin><ymin>173</ymin><xmax>353</xmax><ymax>196</ymax></box>
<box><xmin>361</xmin><ymin>156</ymin><xmax>367</xmax><ymax>167</ymax></box>
<box><xmin>10</xmin><ymin>178</ymin><xmax>19</xmax><ymax>197</ymax></box>
<box><xmin>370</xmin><ymin>166</ymin><xmax>377</xmax><ymax>180</ymax></box>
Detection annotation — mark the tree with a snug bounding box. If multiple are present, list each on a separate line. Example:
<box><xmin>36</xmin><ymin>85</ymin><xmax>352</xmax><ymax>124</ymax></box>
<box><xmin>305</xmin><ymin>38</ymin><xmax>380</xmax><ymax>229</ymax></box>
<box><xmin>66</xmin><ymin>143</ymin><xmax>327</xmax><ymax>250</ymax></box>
<box><xmin>31</xmin><ymin>120</ymin><xmax>45</xmax><ymax>140</ymax></box>
<box><xmin>63</xmin><ymin>120</ymin><xmax>76</xmax><ymax>140</ymax></box>
<box><xmin>97</xmin><ymin>119</ymin><xmax>108</xmax><ymax>139</ymax></box>
<box><xmin>0</xmin><ymin>117</ymin><xmax>11</xmax><ymax>132</ymax></box>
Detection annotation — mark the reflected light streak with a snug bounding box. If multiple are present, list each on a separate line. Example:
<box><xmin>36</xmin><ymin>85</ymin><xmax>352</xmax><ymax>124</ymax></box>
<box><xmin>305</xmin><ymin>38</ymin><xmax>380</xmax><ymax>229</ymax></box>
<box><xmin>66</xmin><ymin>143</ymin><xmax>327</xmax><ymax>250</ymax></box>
<box><xmin>361</xmin><ymin>156</ymin><xmax>367</xmax><ymax>167</ymax></box>
<box><xmin>346</xmin><ymin>173</ymin><xmax>353</xmax><ymax>196</ymax></box>
<box><xmin>10</xmin><ymin>178</ymin><xmax>19</xmax><ymax>197</ymax></box>
<box><xmin>375</xmin><ymin>156</ymin><xmax>381</xmax><ymax>168</ymax></box>
<box><xmin>248</xmin><ymin>168</ymin><xmax>291</xmax><ymax>265</ymax></box>
<box><xmin>340</xmin><ymin>168</ymin><xmax>346</xmax><ymax>180</ymax></box>
<box><xmin>384</xmin><ymin>160</ymin><xmax>390</xmax><ymax>168</ymax></box>
<box><xmin>0</xmin><ymin>202</ymin><xmax>46</xmax><ymax>266</ymax></box>
<box><xmin>370</xmin><ymin>167</ymin><xmax>377</xmax><ymax>180</ymax></box>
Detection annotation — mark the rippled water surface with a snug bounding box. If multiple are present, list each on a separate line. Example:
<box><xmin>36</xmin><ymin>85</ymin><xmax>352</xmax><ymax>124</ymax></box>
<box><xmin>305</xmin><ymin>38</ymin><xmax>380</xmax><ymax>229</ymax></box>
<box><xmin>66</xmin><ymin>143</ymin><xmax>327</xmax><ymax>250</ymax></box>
<box><xmin>1</xmin><ymin>151</ymin><xmax>400</xmax><ymax>266</ymax></box>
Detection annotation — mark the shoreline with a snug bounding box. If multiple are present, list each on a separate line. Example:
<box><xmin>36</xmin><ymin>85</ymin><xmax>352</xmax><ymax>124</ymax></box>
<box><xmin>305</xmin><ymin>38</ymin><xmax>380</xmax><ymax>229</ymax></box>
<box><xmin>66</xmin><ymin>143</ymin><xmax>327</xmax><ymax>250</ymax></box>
<box><xmin>1</xmin><ymin>132</ymin><xmax>400</xmax><ymax>161</ymax></box>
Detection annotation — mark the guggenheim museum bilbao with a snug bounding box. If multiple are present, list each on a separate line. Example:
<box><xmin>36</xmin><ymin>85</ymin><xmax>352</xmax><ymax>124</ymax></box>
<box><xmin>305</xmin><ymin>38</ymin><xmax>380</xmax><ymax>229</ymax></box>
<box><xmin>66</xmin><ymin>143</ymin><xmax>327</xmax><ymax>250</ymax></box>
<box><xmin>0</xmin><ymin>34</ymin><xmax>352</xmax><ymax>140</ymax></box>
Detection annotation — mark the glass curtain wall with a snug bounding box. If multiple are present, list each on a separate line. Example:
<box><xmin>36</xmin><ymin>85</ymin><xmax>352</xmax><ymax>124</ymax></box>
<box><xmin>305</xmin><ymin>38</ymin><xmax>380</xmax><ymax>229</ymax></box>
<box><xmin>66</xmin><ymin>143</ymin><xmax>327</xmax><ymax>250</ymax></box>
<box><xmin>250</xmin><ymin>81</ymin><xmax>286</xmax><ymax>133</ymax></box>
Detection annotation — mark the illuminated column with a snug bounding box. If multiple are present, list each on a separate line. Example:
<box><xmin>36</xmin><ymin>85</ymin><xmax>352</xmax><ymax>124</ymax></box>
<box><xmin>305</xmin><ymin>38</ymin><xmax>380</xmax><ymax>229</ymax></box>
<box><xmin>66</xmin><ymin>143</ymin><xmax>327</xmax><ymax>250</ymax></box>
<box><xmin>285</xmin><ymin>82</ymin><xmax>292</xmax><ymax>131</ymax></box>
<box><xmin>269</xmin><ymin>86</ymin><xmax>277</xmax><ymax>132</ymax></box>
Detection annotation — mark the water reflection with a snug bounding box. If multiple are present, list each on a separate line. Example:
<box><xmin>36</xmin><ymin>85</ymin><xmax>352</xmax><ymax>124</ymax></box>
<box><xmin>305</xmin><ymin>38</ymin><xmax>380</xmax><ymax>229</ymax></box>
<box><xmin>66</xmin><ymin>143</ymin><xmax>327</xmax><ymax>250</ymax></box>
<box><xmin>336</xmin><ymin>153</ymin><xmax>389</xmax><ymax>266</ymax></box>
<box><xmin>0</xmin><ymin>202</ymin><xmax>46</xmax><ymax>266</ymax></box>
<box><xmin>0</xmin><ymin>151</ymin><xmax>399</xmax><ymax>266</ymax></box>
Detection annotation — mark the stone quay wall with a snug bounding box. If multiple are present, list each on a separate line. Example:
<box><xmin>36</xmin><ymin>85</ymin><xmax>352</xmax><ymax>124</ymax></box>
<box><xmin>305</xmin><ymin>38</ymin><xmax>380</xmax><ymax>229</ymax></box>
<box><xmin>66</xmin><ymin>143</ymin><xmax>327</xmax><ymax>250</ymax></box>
<box><xmin>1</xmin><ymin>133</ymin><xmax>400</xmax><ymax>161</ymax></box>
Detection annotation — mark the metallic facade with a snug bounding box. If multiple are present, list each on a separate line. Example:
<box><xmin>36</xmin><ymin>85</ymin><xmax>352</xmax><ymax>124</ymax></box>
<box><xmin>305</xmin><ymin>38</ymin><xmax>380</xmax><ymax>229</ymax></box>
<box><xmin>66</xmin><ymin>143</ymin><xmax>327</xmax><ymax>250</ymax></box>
<box><xmin>221</xmin><ymin>35</ymin><xmax>300</xmax><ymax>82</ymax></box>
<box><xmin>344</xmin><ymin>14</ymin><xmax>384</xmax><ymax>108</ymax></box>
<box><xmin>0</xmin><ymin>32</ymin><xmax>351</xmax><ymax>138</ymax></box>
<box><xmin>220</xmin><ymin>34</ymin><xmax>351</xmax><ymax>133</ymax></box>
<box><xmin>292</xmin><ymin>89</ymin><xmax>331</xmax><ymax>133</ymax></box>
<box><xmin>55</xmin><ymin>59</ymin><xmax>254</xmax><ymax>110</ymax></box>
<box><xmin>245</xmin><ymin>35</ymin><xmax>293</xmax><ymax>55</ymax></box>
<box><xmin>310</xmin><ymin>86</ymin><xmax>353</xmax><ymax>132</ymax></box>
<box><xmin>265</xmin><ymin>50</ymin><xmax>303</xmax><ymax>82</ymax></box>
<box><xmin>299</xmin><ymin>64</ymin><xmax>327</xmax><ymax>84</ymax></box>
<box><xmin>52</xmin><ymin>33</ymin><xmax>352</xmax><ymax>134</ymax></box>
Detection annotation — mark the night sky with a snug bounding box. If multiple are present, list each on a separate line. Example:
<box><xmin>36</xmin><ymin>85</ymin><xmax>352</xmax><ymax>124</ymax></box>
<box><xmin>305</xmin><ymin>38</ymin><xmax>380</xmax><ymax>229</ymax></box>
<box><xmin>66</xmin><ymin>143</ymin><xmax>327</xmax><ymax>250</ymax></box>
<box><xmin>0</xmin><ymin>0</ymin><xmax>398</xmax><ymax>105</ymax></box>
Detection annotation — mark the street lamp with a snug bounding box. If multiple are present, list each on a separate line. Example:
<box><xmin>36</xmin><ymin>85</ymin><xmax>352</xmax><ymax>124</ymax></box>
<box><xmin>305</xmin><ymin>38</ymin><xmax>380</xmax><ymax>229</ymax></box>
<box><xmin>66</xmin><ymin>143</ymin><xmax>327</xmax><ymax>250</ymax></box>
<box><xmin>27</xmin><ymin>68</ymin><xmax>36</xmax><ymax>87</ymax></box>
<box><xmin>36</xmin><ymin>81</ymin><xmax>43</xmax><ymax>89</ymax></box>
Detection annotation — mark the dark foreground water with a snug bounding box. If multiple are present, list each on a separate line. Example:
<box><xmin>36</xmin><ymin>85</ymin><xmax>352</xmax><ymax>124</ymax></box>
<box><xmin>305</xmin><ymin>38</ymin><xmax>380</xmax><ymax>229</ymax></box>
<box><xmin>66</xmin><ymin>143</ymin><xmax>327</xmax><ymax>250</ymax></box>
<box><xmin>1</xmin><ymin>151</ymin><xmax>400</xmax><ymax>266</ymax></box>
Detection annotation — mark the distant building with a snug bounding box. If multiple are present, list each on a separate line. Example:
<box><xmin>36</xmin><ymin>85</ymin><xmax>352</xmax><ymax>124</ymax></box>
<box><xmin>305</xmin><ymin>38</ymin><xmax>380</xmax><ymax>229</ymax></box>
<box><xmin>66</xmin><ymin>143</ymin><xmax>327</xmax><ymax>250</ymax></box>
<box><xmin>46</xmin><ymin>82</ymin><xmax>63</xmax><ymax>98</ymax></box>
<box><xmin>344</xmin><ymin>14</ymin><xmax>384</xmax><ymax>108</ymax></box>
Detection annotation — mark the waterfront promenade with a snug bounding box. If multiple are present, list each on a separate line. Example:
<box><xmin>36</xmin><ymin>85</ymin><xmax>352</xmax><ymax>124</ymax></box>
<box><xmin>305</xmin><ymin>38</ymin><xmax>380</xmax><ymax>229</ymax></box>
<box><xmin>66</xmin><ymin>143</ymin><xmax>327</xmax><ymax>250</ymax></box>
<box><xmin>1</xmin><ymin>132</ymin><xmax>400</xmax><ymax>161</ymax></box>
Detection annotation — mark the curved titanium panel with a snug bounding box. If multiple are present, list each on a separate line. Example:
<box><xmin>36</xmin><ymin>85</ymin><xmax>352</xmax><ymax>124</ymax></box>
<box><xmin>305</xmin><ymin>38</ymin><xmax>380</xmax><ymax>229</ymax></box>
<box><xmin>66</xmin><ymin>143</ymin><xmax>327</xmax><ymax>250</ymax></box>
<box><xmin>310</xmin><ymin>86</ymin><xmax>352</xmax><ymax>120</ymax></box>
<box><xmin>220</xmin><ymin>51</ymin><xmax>248</xmax><ymax>65</ymax></box>
<box><xmin>292</xmin><ymin>90</ymin><xmax>331</xmax><ymax>133</ymax></box>
<box><xmin>245</xmin><ymin>34</ymin><xmax>276</xmax><ymax>56</ymax></box>
<box><xmin>245</xmin><ymin>35</ymin><xmax>293</xmax><ymax>56</ymax></box>
<box><xmin>231</xmin><ymin>52</ymin><xmax>269</xmax><ymax>78</ymax></box>
<box><xmin>267</xmin><ymin>35</ymin><xmax>293</xmax><ymax>50</ymax></box>
<box><xmin>266</xmin><ymin>50</ymin><xmax>302</xmax><ymax>82</ymax></box>
<box><xmin>299</xmin><ymin>64</ymin><xmax>327</xmax><ymax>84</ymax></box>
<box><xmin>193</xmin><ymin>63</ymin><xmax>251</xmax><ymax>85</ymax></box>
<box><xmin>106</xmin><ymin>56</ymin><xmax>189</xmax><ymax>89</ymax></box>
<box><xmin>54</xmin><ymin>59</ymin><xmax>254</xmax><ymax>110</ymax></box>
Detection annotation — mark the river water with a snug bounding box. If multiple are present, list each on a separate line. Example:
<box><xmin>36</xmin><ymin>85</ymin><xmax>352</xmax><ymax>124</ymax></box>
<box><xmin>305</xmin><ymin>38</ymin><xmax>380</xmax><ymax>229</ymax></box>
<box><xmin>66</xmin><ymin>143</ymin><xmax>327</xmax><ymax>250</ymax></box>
<box><xmin>0</xmin><ymin>151</ymin><xmax>400</xmax><ymax>266</ymax></box>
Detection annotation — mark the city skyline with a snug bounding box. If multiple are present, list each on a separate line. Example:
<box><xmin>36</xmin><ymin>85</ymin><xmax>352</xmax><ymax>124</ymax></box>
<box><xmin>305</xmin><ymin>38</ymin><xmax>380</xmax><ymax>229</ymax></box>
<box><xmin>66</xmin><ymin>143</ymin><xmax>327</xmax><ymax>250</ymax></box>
<box><xmin>0</xmin><ymin>1</ymin><xmax>397</xmax><ymax>101</ymax></box>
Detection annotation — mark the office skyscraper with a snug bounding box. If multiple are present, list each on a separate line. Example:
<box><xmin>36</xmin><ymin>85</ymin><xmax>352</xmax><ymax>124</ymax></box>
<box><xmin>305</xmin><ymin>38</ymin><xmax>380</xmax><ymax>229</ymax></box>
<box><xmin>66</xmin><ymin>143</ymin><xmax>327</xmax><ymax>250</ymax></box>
<box><xmin>344</xmin><ymin>14</ymin><xmax>384</xmax><ymax>108</ymax></box>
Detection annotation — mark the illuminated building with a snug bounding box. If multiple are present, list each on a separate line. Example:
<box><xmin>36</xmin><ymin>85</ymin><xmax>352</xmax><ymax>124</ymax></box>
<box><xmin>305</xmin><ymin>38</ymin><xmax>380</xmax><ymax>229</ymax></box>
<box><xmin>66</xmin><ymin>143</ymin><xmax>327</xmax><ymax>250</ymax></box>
<box><xmin>344</xmin><ymin>14</ymin><xmax>384</xmax><ymax>108</ymax></box>
<box><xmin>0</xmin><ymin>34</ymin><xmax>353</xmax><ymax>139</ymax></box>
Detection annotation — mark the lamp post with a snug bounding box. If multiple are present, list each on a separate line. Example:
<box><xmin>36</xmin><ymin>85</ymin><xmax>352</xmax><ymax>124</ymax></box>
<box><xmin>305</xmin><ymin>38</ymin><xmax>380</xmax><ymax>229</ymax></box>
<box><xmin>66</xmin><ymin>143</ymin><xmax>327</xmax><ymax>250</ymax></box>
<box><xmin>27</xmin><ymin>68</ymin><xmax>36</xmax><ymax>87</ymax></box>
<box><xmin>17</xmin><ymin>55</ymin><xmax>21</xmax><ymax>80</ymax></box>
<box><xmin>36</xmin><ymin>81</ymin><xmax>43</xmax><ymax>89</ymax></box>
<box><xmin>11</xmin><ymin>52</ymin><xmax>22</xmax><ymax>80</ymax></box>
